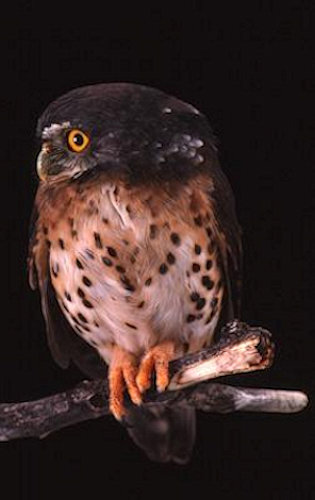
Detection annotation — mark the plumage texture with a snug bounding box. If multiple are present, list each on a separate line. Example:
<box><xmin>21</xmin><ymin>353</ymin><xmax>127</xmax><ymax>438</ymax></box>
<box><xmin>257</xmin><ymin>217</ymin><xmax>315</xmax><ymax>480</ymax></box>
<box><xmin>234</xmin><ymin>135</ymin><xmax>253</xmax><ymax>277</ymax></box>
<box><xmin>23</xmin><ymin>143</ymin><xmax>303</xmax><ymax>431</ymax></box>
<box><xmin>28</xmin><ymin>83</ymin><xmax>242</xmax><ymax>462</ymax></box>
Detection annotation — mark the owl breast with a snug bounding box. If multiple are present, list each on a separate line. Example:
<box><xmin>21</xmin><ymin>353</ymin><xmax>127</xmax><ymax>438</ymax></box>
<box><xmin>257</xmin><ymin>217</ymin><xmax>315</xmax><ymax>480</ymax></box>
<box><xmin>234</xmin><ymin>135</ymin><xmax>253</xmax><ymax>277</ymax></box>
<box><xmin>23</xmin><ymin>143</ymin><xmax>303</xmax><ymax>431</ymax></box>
<box><xmin>46</xmin><ymin>180</ymin><xmax>225</xmax><ymax>364</ymax></box>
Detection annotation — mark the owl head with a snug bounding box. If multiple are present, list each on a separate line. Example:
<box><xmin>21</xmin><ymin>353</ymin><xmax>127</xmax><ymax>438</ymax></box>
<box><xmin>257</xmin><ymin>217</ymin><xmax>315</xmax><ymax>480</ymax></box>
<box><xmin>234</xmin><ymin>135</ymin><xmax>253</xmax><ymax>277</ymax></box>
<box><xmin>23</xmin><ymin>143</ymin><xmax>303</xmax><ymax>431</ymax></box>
<box><xmin>36</xmin><ymin>83</ymin><xmax>216</xmax><ymax>186</ymax></box>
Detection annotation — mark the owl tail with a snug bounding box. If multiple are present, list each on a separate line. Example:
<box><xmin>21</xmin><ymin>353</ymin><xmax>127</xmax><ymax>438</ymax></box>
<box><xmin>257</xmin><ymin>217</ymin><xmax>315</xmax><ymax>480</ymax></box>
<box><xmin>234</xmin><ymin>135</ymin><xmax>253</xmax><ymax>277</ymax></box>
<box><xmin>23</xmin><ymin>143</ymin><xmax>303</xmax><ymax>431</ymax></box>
<box><xmin>125</xmin><ymin>404</ymin><xmax>196</xmax><ymax>464</ymax></box>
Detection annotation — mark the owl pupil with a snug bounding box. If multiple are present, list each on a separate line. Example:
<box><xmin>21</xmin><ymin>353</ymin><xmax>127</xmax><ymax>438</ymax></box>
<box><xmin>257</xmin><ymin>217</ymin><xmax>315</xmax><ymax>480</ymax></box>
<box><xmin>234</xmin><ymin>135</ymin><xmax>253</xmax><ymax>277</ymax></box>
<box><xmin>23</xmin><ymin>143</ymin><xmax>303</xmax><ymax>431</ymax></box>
<box><xmin>74</xmin><ymin>134</ymin><xmax>84</xmax><ymax>146</ymax></box>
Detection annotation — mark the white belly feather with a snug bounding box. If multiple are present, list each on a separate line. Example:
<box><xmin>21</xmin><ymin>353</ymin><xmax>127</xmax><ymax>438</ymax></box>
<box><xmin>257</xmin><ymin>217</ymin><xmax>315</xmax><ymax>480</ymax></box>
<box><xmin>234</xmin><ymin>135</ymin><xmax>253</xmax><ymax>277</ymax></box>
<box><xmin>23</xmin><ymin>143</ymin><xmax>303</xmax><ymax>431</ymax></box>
<box><xmin>50</xmin><ymin>183</ymin><xmax>224</xmax><ymax>363</ymax></box>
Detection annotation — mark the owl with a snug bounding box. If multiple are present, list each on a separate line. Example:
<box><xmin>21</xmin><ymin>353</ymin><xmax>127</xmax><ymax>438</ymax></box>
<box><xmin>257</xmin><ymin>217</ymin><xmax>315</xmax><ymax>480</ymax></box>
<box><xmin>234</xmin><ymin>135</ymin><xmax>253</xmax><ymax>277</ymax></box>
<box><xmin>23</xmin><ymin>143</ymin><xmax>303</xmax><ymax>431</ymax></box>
<box><xmin>28</xmin><ymin>83</ymin><xmax>242</xmax><ymax>463</ymax></box>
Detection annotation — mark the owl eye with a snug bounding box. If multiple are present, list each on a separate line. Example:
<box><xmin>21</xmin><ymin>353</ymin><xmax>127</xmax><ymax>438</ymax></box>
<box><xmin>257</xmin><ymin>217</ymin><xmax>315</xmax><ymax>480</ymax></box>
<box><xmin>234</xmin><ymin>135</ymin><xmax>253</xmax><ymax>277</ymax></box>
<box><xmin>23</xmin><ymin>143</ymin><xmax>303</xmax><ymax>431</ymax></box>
<box><xmin>67</xmin><ymin>129</ymin><xmax>90</xmax><ymax>153</ymax></box>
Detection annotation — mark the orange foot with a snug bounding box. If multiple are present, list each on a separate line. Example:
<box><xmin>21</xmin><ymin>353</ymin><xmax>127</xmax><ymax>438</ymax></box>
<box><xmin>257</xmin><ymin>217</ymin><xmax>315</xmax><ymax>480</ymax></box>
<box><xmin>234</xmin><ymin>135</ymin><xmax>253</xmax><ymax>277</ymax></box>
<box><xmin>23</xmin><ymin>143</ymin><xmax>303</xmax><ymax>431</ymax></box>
<box><xmin>136</xmin><ymin>340</ymin><xmax>176</xmax><ymax>394</ymax></box>
<box><xmin>109</xmin><ymin>346</ymin><xmax>142</xmax><ymax>421</ymax></box>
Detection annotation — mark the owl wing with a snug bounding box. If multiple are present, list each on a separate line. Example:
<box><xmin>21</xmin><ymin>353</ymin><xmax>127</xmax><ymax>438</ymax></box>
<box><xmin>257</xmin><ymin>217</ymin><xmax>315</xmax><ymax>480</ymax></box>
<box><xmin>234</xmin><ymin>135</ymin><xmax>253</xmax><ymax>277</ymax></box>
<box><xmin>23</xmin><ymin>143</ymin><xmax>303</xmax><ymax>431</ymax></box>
<box><xmin>208</xmin><ymin>158</ymin><xmax>242</xmax><ymax>324</ymax></box>
<box><xmin>28</xmin><ymin>197</ymin><xmax>107</xmax><ymax>379</ymax></box>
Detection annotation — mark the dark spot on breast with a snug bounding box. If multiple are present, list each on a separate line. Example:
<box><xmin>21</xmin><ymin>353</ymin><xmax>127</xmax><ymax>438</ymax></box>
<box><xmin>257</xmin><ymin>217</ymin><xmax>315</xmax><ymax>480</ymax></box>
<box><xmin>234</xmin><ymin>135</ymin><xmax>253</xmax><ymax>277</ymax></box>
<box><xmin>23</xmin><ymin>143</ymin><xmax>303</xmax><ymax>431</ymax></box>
<box><xmin>83</xmin><ymin>299</ymin><xmax>93</xmax><ymax>308</ymax></box>
<box><xmin>206</xmin><ymin>259</ymin><xmax>213</xmax><ymax>270</ymax></box>
<box><xmin>137</xmin><ymin>301</ymin><xmax>145</xmax><ymax>308</ymax></box>
<box><xmin>113</xmin><ymin>186</ymin><xmax>119</xmax><ymax>196</ymax></box>
<box><xmin>194</xmin><ymin>215</ymin><xmax>203</xmax><ymax>227</ymax></box>
<box><xmin>74</xmin><ymin>325</ymin><xmax>82</xmax><ymax>334</ymax></box>
<box><xmin>211</xmin><ymin>297</ymin><xmax>218</xmax><ymax>308</ymax></box>
<box><xmin>159</xmin><ymin>263</ymin><xmax>168</xmax><ymax>274</ymax></box>
<box><xmin>125</xmin><ymin>322</ymin><xmax>138</xmax><ymax>330</ymax></box>
<box><xmin>186</xmin><ymin>314</ymin><xmax>196</xmax><ymax>323</ymax></box>
<box><xmin>68</xmin><ymin>218</ymin><xmax>74</xmax><ymax>228</ymax></box>
<box><xmin>71</xmin><ymin>314</ymin><xmax>80</xmax><ymax>325</ymax></box>
<box><xmin>46</xmin><ymin>239</ymin><xmax>51</xmax><ymax>249</ymax></box>
<box><xmin>205</xmin><ymin>310</ymin><xmax>216</xmax><ymax>325</ymax></box>
<box><xmin>170</xmin><ymin>233</ymin><xmax>181</xmax><ymax>246</ymax></box>
<box><xmin>71</xmin><ymin>230</ymin><xmax>78</xmax><ymax>238</ymax></box>
<box><xmin>77</xmin><ymin>287</ymin><xmax>85</xmax><ymax>298</ymax></box>
<box><xmin>94</xmin><ymin>321</ymin><xmax>100</xmax><ymax>328</ymax></box>
<box><xmin>102</xmin><ymin>217</ymin><xmax>109</xmax><ymax>224</ymax></box>
<box><xmin>82</xmin><ymin>276</ymin><xmax>92</xmax><ymax>287</ymax></box>
<box><xmin>167</xmin><ymin>252</ymin><xmax>176</xmax><ymax>265</ymax></box>
<box><xmin>120</xmin><ymin>275</ymin><xmax>135</xmax><ymax>292</ymax></box>
<box><xmin>85</xmin><ymin>249</ymin><xmax>95</xmax><ymax>260</ymax></box>
<box><xmin>130</xmin><ymin>255</ymin><xmax>136</xmax><ymax>264</ymax></box>
<box><xmin>82</xmin><ymin>324</ymin><xmax>91</xmax><ymax>332</ymax></box>
<box><xmin>149</xmin><ymin>224</ymin><xmax>158</xmax><ymax>239</ymax></box>
<box><xmin>58</xmin><ymin>239</ymin><xmax>65</xmax><ymax>250</ymax></box>
<box><xmin>116</xmin><ymin>265</ymin><xmax>126</xmax><ymax>273</ymax></box>
<box><xmin>43</xmin><ymin>226</ymin><xmax>48</xmax><ymax>235</ymax></box>
<box><xmin>123</xmin><ymin>239</ymin><xmax>129</xmax><ymax>246</ymax></box>
<box><xmin>196</xmin><ymin>297</ymin><xmax>206</xmax><ymax>310</ymax></box>
<box><xmin>51</xmin><ymin>263</ymin><xmax>59</xmax><ymax>278</ymax></box>
<box><xmin>78</xmin><ymin>312</ymin><xmax>88</xmax><ymax>323</ymax></box>
<box><xmin>192</xmin><ymin>263</ymin><xmax>200</xmax><ymax>273</ymax></box>
<box><xmin>76</xmin><ymin>258</ymin><xmax>84</xmax><ymax>269</ymax></box>
<box><xmin>126</xmin><ymin>205</ymin><xmax>131</xmax><ymax>214</ymax></box>
<box><xmin>64</xmin><ymin>291</ymin><xmax>72</xmax><ymax>302</ymax></box>
<box><xmin>190</xmin><ymin>292</ymin><xmax>200</xmax><ymax>302</ymax></box>
<box><xmin>102</xmin><ymin>257</ymin><xmax>113</xmax><ymax>267</ymax></box>
<box><xmin>107</xmin><ymin>247</ymin><xmax>117</xmax><ymax>258</ymax></box>
<box><xmin>208</xmin><ymin>242</ymin><xmax>215</xmax><ymax>253</ymax></box>
<box><xmin>202</xmin><ymin>276</ymin><xmax>214</xmax><ymax>290</ymax></box>
<box><xmin>145</xmin><ymin>277</ymin><xmax>152</xmax><ymax>286</ymax></box>
<box><xmin>94</xmin><ymin>232</ymin><xmax>103</xmax><ymax>249</ymax></box>
<box><xmin>62</xmin><ymin>302</ymin><xmax>69</xmax><ymax>313</ymax></box>
<box><xmin>194</xmin><ymin>244</ymin><xmax>201</xmax><ymax>255</ymax></box>
<box><xmin>206</xmin><ymin>227</ymin><xmax>212</xmax><ymax>238</ymax></box>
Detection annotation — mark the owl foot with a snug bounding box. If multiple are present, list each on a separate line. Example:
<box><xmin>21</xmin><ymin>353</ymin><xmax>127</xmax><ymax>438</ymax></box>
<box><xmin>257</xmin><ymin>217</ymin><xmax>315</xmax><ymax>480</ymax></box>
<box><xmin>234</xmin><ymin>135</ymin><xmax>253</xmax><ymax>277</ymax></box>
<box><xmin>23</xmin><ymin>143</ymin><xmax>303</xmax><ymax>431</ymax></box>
<box><xmin>136</xmin><ymin>340</ymin><xmax>176</xmax><ymax>394</ymax></box>
<box><xmin>109</xmin><ymin>346</ymin><xmax>142</xmax><ymax>421</ymax></box>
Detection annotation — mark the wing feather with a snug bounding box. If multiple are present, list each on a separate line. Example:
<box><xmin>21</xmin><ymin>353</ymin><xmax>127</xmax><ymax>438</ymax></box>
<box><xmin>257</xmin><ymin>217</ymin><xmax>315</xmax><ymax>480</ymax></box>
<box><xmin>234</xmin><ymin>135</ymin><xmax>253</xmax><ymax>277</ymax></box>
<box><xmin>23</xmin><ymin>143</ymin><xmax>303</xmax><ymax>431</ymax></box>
<box><xmin>208</xmin><ymin>157</ymin><xmax>242</xmax><ymax>322</ymax></box>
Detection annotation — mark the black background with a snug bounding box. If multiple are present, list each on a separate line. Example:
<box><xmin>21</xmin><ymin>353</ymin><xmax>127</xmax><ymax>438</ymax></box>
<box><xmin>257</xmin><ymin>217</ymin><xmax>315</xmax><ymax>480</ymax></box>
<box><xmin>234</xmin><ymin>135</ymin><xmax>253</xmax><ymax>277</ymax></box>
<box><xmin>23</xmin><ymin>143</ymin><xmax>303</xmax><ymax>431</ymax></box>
<box><xmin>1</xmin><ymin>2</ymin><xmax>314</xmax><ymax>498</ymax></box>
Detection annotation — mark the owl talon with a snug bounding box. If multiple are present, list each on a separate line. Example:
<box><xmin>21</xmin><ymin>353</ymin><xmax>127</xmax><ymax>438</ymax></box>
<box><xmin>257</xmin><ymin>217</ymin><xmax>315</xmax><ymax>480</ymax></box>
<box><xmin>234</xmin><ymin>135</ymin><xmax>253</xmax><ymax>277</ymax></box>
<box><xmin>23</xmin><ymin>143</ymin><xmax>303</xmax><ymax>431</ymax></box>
<box><xmin>136</xmin><ymin>340</ymin><xmax>176</xmax><ymax>394</ymax></box>
<box><xmin>109</xmin><ymin>346</ymin><xmax>142</xmax><ymax>421</ymax></box>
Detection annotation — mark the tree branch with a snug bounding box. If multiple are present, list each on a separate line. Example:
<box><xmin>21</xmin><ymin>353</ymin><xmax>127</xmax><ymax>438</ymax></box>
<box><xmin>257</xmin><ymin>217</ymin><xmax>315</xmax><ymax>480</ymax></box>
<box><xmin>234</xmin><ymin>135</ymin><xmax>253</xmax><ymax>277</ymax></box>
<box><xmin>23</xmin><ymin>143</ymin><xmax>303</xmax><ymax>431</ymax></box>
<box><xmin>0</xmin><ymin>320</ymin><xmax>308</xmax><ymax>441</ymax></box>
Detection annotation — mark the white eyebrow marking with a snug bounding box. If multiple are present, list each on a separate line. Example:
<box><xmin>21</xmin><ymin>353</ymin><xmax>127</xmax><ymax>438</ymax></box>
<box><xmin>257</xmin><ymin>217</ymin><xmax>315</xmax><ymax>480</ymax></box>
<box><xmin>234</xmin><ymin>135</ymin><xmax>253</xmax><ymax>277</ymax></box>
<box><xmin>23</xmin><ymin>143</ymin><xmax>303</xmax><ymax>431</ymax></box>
<box><xmin>42</xmin><ymin>121</ymin><xmax>71</xmax><ymax>139</ymax></box>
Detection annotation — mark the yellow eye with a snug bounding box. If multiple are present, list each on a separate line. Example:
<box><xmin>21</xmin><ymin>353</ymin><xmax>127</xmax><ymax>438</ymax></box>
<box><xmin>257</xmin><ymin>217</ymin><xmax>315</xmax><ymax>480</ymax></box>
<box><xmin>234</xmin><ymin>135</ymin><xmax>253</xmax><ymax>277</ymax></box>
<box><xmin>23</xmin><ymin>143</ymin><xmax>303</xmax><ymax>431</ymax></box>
<box><xmin>67</xmin><ymin>129</ymin><xmax>90</xmax><ymax>153</ymax></box>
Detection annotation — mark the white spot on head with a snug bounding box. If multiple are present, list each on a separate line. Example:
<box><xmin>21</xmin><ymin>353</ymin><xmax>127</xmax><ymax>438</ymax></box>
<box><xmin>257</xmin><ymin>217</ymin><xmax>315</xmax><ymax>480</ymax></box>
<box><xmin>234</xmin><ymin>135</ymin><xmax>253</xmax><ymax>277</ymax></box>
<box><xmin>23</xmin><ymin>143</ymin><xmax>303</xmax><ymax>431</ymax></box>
<box><xmin>183</xmin><ymin>134</ymin><xmax>192</xmax><ymax>142</ymax></box>
<box><xmin>162</xmin><ymin>107</ymin><xmax>172</xmax><ymax>113</ymax></box>
<box><xmin>42</xmin><ymin>121</ymin><xmax>71</xmax><ymax>139</ymax></box>
<box><xmin>194</xmin><ymin>154</ymin><xmax>204</xmax><ymax>164</ymax></box>
<box><xmin>190</xmin><ymin>138</ymin><xmax>204</xmax><ymax>148</ymax></box>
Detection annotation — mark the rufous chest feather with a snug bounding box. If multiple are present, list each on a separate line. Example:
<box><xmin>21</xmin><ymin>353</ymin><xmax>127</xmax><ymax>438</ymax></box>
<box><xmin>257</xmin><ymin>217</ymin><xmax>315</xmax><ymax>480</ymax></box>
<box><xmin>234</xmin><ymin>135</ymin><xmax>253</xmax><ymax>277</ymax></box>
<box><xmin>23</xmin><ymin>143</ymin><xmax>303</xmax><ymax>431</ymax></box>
<box><xmin>34</xmin><ymin>177</ymin><xmax>225</xmax><ymax>358</ymax></box>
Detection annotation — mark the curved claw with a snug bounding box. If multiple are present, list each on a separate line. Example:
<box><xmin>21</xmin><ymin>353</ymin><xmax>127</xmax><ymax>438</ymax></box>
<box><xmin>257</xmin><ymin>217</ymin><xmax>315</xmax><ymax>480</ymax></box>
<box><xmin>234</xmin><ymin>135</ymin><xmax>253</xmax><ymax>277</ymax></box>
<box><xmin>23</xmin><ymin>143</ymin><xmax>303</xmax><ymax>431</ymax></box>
<box><xmin>136</xmin><ymin>340</ymin><xmax>175</xmax><ymax>394</ymax></box>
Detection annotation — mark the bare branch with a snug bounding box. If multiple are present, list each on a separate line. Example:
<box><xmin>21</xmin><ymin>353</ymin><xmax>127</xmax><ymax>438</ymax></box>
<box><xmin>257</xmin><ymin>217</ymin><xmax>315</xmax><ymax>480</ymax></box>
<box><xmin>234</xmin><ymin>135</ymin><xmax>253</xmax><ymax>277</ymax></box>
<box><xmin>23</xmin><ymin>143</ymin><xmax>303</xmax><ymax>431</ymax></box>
<box><xmin>0</xmin><ymin>320</ymin><xmax>308</xmax><ymax>441</ymax></box>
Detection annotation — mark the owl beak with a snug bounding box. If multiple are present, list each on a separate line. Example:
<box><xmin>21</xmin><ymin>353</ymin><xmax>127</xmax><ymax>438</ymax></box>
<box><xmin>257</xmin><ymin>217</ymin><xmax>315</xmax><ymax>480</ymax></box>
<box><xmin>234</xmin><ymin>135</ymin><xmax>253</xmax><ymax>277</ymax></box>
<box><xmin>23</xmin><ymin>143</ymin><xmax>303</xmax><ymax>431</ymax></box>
<box><xmin>36</xmin><ymin>143</ymin><xmax>51</xmax><ymax>181</ymax></box>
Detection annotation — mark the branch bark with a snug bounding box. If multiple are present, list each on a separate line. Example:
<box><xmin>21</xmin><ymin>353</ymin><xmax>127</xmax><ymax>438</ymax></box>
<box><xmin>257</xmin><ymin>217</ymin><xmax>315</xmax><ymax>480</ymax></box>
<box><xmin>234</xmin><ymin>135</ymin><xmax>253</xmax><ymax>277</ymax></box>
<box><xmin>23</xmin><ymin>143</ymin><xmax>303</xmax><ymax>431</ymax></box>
<box><xmin>0</xmin><ymin>320</ymin><xmax>308</xmax><ymax>441</ymax></box>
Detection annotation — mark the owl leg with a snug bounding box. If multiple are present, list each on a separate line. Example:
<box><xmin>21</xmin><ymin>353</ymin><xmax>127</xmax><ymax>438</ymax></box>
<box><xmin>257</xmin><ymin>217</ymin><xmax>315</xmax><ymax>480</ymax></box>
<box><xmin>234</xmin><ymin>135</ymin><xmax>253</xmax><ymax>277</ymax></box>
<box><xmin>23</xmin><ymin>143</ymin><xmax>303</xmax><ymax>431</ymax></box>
<box><xmin>136</xmin><ymin>340</ymin><xmax>176</xmax><ymax>394</ymax></box>
<box><xmin>108</xmin><ymin>346</ymin><xmax>142</xmax><ymax>420</ymax></box>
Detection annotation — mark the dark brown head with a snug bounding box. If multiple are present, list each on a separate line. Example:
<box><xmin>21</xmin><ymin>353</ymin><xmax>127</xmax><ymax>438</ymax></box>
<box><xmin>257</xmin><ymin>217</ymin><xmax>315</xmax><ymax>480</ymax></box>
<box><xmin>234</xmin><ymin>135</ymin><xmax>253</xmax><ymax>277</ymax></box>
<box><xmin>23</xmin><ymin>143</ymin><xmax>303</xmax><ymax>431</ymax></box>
<box><xmin>36</xmin><ymin>83</ymin><xmax>217</xmax><ymax>186</ymax></box>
